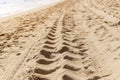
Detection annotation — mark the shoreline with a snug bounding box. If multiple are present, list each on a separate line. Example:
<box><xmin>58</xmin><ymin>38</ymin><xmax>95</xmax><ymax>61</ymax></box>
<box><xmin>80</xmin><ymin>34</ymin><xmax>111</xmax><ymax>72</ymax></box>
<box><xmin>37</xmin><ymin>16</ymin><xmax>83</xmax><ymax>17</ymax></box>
<box><xmin>0</xmin><ymin>0</ymin><xmax>64</xmax><ymax>22</ymax></box>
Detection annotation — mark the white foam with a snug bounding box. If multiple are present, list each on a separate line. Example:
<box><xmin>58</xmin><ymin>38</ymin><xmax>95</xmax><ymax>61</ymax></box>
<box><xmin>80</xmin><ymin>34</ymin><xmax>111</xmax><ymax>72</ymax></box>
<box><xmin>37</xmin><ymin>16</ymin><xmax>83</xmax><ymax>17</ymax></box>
<box><xmin>0</xmin><ymin>0</ymin><xmax>61</xmax><ymax>18</ymax></box>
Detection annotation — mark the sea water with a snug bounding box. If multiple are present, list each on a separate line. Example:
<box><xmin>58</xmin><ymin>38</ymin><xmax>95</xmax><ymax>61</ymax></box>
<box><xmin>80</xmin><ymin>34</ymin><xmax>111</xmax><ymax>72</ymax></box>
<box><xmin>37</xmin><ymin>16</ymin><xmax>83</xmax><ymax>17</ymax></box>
<box><xmin>0</xmin><ymin>0</ymin><xmax>61</xmax><ymax>18</ymax></box>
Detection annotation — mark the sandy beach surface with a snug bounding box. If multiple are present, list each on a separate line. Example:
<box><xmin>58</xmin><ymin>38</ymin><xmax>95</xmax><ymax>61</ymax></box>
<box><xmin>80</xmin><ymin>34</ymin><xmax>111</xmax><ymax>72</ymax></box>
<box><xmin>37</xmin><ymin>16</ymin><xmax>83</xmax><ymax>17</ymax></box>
<box><xmin>0</xmin><ymin>0</ymin><xmax>120</xmax><ymax>80</ymax></box>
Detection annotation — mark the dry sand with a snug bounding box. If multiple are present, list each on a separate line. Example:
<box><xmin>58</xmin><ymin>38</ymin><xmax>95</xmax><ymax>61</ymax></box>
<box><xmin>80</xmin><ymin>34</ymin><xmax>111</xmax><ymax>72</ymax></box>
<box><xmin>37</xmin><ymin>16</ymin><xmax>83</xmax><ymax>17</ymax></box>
<box><xmin>0</xmin><ymin>0</ymin><xmax>120</xmax><ymax>80</ymax></box>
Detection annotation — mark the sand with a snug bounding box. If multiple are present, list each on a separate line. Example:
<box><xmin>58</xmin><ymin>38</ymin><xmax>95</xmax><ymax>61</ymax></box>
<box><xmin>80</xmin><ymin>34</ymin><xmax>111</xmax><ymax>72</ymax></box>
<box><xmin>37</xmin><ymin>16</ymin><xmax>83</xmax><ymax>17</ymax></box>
<box><xmin>0</xmin><ymin>0</ymin><xmax>120</xmax><ymax>80</ymax></box>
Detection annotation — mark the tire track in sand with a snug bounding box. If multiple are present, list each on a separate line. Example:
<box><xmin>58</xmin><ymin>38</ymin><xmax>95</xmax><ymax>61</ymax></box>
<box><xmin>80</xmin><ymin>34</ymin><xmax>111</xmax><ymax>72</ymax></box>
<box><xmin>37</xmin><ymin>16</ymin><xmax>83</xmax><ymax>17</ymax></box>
<box><xmin>26</xmin><ymin>12</ymin><xmax>97</xmax><ymax>80</ymax></box>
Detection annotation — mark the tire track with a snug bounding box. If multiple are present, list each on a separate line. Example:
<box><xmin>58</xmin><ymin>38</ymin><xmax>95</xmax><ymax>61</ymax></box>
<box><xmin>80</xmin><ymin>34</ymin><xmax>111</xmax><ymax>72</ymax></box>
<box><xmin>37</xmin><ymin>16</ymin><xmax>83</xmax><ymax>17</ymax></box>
<box><xmin>26</xmin><ymin>11</ymin><xmax>97</xmax><ymax>80</ymax></box>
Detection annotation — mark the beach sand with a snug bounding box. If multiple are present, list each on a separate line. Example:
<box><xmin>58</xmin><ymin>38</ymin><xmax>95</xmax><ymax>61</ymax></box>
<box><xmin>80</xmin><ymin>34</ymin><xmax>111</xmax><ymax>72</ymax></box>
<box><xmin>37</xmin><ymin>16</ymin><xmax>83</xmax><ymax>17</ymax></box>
<box><xmin>0</xmin><ymin>0</ymin><xmax>120</xmax><ymax>80</ymax></box>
